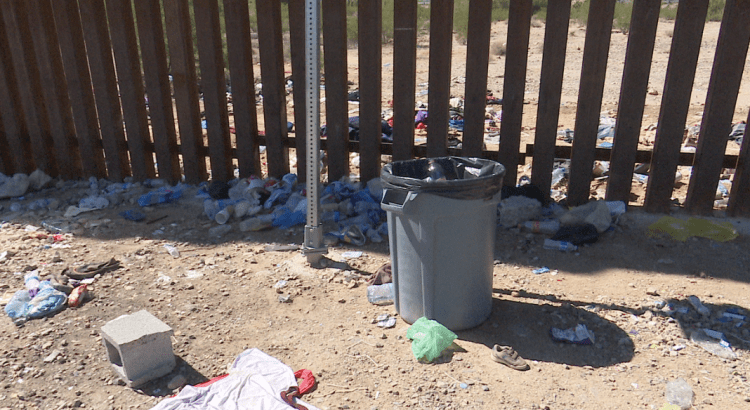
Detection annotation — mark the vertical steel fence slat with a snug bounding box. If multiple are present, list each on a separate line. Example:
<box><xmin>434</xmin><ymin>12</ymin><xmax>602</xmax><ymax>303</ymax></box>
<box><xmin>28</xmin><ymin>0</ymin><xmax>82</xmax><ymax>179</ymax></box>
<box><xmin>644</xmin><ymin>0</ymin><xmax>710</xmax><ymax>213</ymax></box>
<box><xmin>106</xmin><ymin>0</ymin><xmax>155</xmax><ymax>181</ymax></box>
<box><xmin>358</xmin><ymin>0</ymin><xmax>382</xmax><ymax>183</ymax></box>
<box><xmin>426</xmin><ymin>0</ymin><xmax>453</xmax><ymax>158</ymax></box>
<box><xmin>321</xmin><ymin>0</ymin><xmax>348</xmax><ymax>180</ymax></box>
<box><xmin>78</xmin><ymin>0</ymin><xmax>131</xmax><ymax>181</ymax></box>
<box><xmin>0</xmin><ymin>2</ymin><xmax>31</xmax><ymax>175</ymax></box>
<box><xmin>164</xmin><ymin>0</ymin><xmax>206</xmax><ymax>184</ymax></box>
<box><xmin>391</xmin><ymin>0</ymin><xmax>417</xmax><ymax>162</ymax></box>
<box><xmin>194</xmin><ymin>0</ymin><xmax>232</xmax><ymax>182</ymax></box>
<box><xmin>1</xmin><ymin>0</ymin><xmax>56</xmax><ymax>175</ymax></box>
<box><xmin>531</xmin><ymin>0</ymin><xmax>571</xmax><ymax>197</ymax></box>
<box><xmin>51</xmin><ymin>0</ymin><xmax>106</xmax><ymax>178</ymax></box>
<box><xmin>498</xmin><ymin>0</ymin><xmax>533</xmax><ymax>185</ymax></box>
<box><xmin>566</xmin><ymin>0</ymin><xmax>616</xmax><ymax>205</ymax></box>
<box><xmin>685</xmin><ymin>0</ymin><xmax>750</xmax><ymax>215</ymax></box>
<box><xmin>134</xmin><ymin>0</ymin><xmax>181</xmax><ymax>184</ymax></box>
<box><xmin>256</xmin><ymin>0</ymin><xmax>290</xmax><ymax>178</ymax></box>
<box><xmin>606</xmin><ymin>0</ymin><xmax>661</xmax><ymax>203</ymax></box>
<box><xmin>461</xmin><ymin>0</ymin><xmax>492</xmax><ymax>158</ymax></box>
<box><xmin>287</xmin><ymin>0</ymin><xmax>308</xmax><ymax>181</ymax></box>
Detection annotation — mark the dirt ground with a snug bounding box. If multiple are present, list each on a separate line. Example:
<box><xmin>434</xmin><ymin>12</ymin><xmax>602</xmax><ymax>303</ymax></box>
<box><xmin>1</xmin><ymin>19</ymin><xmax>750</xmax><ymax>410</ymax></box>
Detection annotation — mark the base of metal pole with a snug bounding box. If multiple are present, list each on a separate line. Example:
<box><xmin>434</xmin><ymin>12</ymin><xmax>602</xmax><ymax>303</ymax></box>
<box><xmin>303</xmin><ymin>225</ymin><xmax>328</xmax><ymax>268</ymax></box>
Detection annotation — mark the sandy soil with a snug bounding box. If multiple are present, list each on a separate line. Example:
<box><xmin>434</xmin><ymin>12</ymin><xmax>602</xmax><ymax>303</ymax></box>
<box><xmin>1</xmin><ymin>19</ymin><xmax>750</xmax><ymax>410</ymax></box>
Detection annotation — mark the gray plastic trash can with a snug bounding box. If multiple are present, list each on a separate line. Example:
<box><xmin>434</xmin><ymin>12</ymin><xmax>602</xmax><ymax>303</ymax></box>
<box><xmin>380</xmin><ymin>157</ymin><xmax>505</xmax><ymax>331</ymax></box>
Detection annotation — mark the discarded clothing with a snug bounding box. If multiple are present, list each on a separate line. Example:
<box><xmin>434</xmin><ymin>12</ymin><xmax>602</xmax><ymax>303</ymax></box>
<box><xmin>5</xmin><ymin>281</ymin><xmax>67</xmax><ymax>324</ymax></box>
<box><xmin>150</xmin><ymin>348</ymin><xmax>319</xmax><ymax>410</ymax></box>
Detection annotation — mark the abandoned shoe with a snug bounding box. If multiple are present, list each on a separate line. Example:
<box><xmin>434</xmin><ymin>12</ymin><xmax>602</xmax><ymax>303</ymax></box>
<box><xmin>491</xmin><ymin>344</ymin><xmax>530</xmax><ymax>371</ymax></box>
<box><xmin>67</xmin><ymin>258</ymin><xmax>120</xmax><ymax>280</ymax></box>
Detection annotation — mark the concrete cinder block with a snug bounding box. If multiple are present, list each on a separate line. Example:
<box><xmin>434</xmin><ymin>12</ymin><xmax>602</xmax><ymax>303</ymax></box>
<box><xmin>100</xmin><ymin>310</ymin><xmax>175</xmax><ymax>387</ymax></box>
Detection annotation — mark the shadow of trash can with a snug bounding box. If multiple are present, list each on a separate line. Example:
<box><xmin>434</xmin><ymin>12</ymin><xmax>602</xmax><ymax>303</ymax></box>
<box><xmin>380</xmin><ymin>157</ymin><xmax>505</xmax><ymax>331</ymax></box>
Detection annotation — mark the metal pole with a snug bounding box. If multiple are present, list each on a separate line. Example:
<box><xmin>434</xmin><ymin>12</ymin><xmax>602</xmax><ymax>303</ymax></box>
<box><xmin>303</xmin><ymin>0</ymin><xmax>326</xmax><ymax>265</ymax></box>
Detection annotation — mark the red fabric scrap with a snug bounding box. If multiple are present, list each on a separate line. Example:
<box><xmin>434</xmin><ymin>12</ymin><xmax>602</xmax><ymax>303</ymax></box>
<box><xmin>294</xmin><ymin>369</ymin><xmax>315</xmax><ymax>395</ymax></box>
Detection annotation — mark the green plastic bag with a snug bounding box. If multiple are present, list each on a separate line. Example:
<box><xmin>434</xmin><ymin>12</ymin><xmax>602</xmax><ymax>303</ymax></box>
<box><xmin>406</xmin><ymin>317</ymin><xmax>457</xmax><ymax>362</ymax></box>
<box><xmin>648</xmin><ymin>216</ymin><xmax>738</xmax><ymax>242</ymax></box>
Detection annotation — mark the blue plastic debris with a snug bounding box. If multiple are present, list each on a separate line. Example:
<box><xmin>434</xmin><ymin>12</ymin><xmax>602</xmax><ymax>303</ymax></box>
<box><xmin>119</xmin><ymin>210</ymin><xmax>146</xmax><ymax>222</ymax></box>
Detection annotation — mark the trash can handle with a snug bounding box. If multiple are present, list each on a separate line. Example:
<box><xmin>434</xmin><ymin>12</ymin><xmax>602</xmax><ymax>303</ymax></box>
<box><xmin>380</xmin><ymin>189</ymin><xmax>418</xmax><ymax>215</ymax></box>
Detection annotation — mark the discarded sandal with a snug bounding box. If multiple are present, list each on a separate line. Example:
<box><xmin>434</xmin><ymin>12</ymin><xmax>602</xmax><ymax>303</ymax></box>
<box><xmin>368</xmin><ymin>262</ymin><xmax>392</xmax><ymax>285</ymax></box>
<box><xmin>491</xmin><ymin>345</ymin><xmax>530</xmax><ymax>371</ymax></box>
<box><xmin>49</xmin><ymin>272</ymin><xmax>74</xmax><ymax>295</ymax></box>
<box><xmin>66</xmin><ymin>258</ymin><xmax>120</xmax><ymax>280</ymax></box>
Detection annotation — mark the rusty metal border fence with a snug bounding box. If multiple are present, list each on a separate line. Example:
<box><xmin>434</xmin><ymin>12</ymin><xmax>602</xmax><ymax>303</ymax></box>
<box><xmin>0</xmin><ymin>0</ymin><xmax>748</xmax><ymax>216</ymax></box>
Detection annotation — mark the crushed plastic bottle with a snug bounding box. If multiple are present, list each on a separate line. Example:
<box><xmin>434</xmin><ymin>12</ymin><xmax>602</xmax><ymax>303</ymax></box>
<box><xmin>543</xmin><ymin>239</ymin><xmax>578</xmax><ymax>252</ymax></box>
<box><xmin>367</xmin><ymin>283</ymin><xmax>394</xmax><ymax>306</ymax></box>
<box><xmin>163</xmin><ymin>244</ymin><xmax>180</xmax><ymax>258</ymax></box>
<box><xmin>520</xmin><ymin>220</ymin><xmax>560</xmax><ymax>234</ymax></box>
<box><xmin>687</xmin><ymin>295</ymin><xmax>711</xmax><ymax>316</ymax></box>
<box><xmin>690</xmin><ymin>329</ymin><xmax>737</xmax><ymax>360</ymax></box>
<box><xmin>665</xmin><ymin>378</ymin><xmax>694</xmax><ymax>410</ymax></box>
<box><xmin>138</xmin><ymin>185</ymin><xmax>184</xmax><ymax>207</ymax></box>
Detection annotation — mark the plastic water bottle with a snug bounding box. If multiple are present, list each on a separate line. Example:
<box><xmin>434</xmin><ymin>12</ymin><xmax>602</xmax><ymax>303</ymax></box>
<box><xmin>367</xmin><ymin>283</ymin><xmax>394</xmax><ymax>305</ymax></box>
<box><xmin>28</xmin><ymin>199</ymin><xmax>51</xmax><ymax>211</ymax></box>
<box><xmin>79</xmin><ymin>196</ymin><xmax>109</xmax><ymax>209</ymax></box>
<box><xmin>520</xmin><ymin>220</ymin><xmax>560</xmax><ymax>234</ymax></box>
<box><xmin>687</xmin><ymin>295</ymin><xmax>711</xmax><ymax>316</ymax></box>
<box><xmin>24</xmin><ymin>272</ymin><xmax>41</xmax><ymax>298</ymax></box>
<box><xmin>138</xmin><ymin>186</ymin><xmax>183</xmax><ymax>207</ymax></box>
<box><xmin>239</xmin><ymin>214</ymin><xmax>274</xmax><ymax>232</ymax></box>
<box><xmin>163</xmin><ymin>244</ymin><xmax>180</xmax><ymax>258</ymax></box>
<box><xmin>425</xmin><ymin>160</ymin><xmax>446</xmax><ymax>182</ymax></box>
<box><xmin>208</xmin><ymin>224</ymin><xmax>232</xmax><ymax>238</ymax></box>
<box><xmin>543</xmin><ymin>239</ymin><xmax>578</xmax><ymax>252</ymax></box>
<box><xmin>214</xmin><ymin>206</ymin><xmax>234</xmax><ymax>224</ymax></box>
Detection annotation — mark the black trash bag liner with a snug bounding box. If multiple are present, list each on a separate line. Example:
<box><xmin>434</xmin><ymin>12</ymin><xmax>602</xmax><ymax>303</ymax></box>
<box><xmin>381</xmin><ymin>157</ymin><xmax>505</xmax><ymax>200</ymax></box>
<box><xmin>550</xmin><ymin>223</ymin><xmax>599</xmax><ymax>245</ymax></box>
